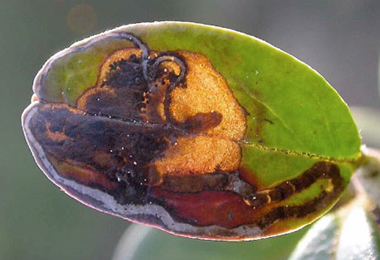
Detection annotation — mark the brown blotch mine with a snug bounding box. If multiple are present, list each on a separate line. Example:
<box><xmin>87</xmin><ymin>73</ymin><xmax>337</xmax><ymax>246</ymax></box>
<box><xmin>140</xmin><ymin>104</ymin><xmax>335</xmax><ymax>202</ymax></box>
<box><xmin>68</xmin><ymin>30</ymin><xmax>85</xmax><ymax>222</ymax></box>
<box><xmin>76</xmin><ymin>47</ymin><xmax>246</xmax><ymax>185</ymax></box>
<box><xmin>24</xmin><ymin>33</ymin><xmax>344</xmax><ymax>240</ymax></box>
<box><xmin>26</xmin><ymin>35</ymin><xmax>247</xmax><ymax>204</ymax></box>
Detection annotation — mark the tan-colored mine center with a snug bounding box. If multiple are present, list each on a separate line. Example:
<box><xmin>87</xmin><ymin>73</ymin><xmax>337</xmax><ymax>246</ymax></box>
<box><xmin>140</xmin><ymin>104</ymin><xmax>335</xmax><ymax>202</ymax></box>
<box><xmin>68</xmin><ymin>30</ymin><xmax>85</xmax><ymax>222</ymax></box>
<box><xmin>95</xmin><ymin>48</ymin><xmax>247</xmax><ymax>181</ymax></box>
<box><xmin>156</xmin><ymin>52</ymin><xmax>247</xmax><ymax>178</ymax></box>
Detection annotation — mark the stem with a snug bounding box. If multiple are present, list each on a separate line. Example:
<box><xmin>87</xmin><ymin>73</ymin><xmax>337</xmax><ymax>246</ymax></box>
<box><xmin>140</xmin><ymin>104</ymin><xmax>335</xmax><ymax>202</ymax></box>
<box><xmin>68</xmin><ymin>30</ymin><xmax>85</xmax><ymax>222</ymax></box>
<box><xmin>352</xmin><ymin>147</ymin><xmax>380</xmax><ymax>226</ymax></box>
<box><xmin>356</xmin><ymin>147</ymin><xmax>380</xmax><ymax>181</ymax></box>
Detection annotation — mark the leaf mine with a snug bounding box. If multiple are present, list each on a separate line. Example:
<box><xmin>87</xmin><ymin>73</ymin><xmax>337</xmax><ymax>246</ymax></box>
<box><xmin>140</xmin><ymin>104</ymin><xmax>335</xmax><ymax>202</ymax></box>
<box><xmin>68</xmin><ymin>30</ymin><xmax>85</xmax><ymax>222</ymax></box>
<box><xmin>22</xmin><ymin>23</ymin><xmax>361</xmax><ymax>241</ymax></box>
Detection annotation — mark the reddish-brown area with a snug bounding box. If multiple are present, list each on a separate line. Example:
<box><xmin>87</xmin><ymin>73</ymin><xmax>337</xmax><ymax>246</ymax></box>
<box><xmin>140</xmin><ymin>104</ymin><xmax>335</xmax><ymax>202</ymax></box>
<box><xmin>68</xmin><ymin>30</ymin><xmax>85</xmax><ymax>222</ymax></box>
<box><xmin>151</xmin><ymin>188</ymin><xmax>259</xmax><ymax>228</ymax></box>
<box><xmin>150</xmin><ymin>162</ymin><xmax>343</xmax><ymax>230</ymax></box>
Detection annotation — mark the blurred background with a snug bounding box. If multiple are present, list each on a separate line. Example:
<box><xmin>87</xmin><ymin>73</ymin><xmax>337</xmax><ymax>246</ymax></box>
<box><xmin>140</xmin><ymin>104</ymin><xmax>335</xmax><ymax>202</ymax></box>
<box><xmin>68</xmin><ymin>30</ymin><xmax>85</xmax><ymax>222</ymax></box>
<box><xmin>0</xmin><ymin>0</ymin><xmax>379</xmax><ymax>259</ymax></box>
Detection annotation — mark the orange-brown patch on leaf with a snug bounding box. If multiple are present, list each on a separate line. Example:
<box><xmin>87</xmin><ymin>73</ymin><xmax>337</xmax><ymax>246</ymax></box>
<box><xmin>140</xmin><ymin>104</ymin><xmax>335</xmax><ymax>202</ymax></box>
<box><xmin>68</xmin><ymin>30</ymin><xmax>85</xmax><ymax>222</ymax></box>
<box><xmin>169</xmin><ymin>51</ymin><xmax>247</xmax><ymax>139</ymax></box>
<box><xmin>153</xmin><ymin>135</ymin><xmax>241</xmax><ymax>177</ymax></box>
<box><xmin>152</xmin><ymin>51</ymin><xmax>247</xmax><ymax>178</ymax></box>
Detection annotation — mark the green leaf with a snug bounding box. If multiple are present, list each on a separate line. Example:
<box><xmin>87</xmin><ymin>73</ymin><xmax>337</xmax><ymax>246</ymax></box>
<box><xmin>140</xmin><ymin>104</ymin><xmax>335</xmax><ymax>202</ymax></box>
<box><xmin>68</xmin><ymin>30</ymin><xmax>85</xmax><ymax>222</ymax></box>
<box><xmin>289</xmin><ymin>199</ymin><xmax>380</xmax><ymax>260</ymax></box>
<box><xmin>23</xmin><ymin>22</ymin><xmax>362</xmax><ymax>240</ymax></box>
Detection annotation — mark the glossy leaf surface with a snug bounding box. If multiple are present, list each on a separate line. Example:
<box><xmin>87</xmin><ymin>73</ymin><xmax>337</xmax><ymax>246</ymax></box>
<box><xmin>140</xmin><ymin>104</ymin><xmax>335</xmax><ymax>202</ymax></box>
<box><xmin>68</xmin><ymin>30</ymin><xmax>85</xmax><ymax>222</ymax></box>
<box><xmin>22</xmin><ymin>22</ymin><xmax>361</xmax><ymax>240</ymax></box>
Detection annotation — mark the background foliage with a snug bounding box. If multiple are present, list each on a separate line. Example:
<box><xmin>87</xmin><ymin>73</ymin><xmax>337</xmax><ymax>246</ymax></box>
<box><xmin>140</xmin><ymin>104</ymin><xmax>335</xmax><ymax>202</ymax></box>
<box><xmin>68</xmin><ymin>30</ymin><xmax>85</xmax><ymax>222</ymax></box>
<box><xmin>1</xmin><ymin>1</ymin><xmax>380</xmax><ymax>259</ymax></box>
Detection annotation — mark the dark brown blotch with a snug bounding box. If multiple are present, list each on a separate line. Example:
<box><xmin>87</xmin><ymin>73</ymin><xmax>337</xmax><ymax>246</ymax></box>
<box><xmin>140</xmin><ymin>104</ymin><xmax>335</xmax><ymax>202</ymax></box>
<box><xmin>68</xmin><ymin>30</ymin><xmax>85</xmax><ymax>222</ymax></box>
<box><xmin>29</xmin><ymin>103</ymin><xmax>171</xmax><ymax>200</ymax></box>
<box><xmin>78</xmin><ymin>57</ymin><xmax>149</xmax><ymax>122</ymax></box>
<box><xmin>180</xmin><ymin>112</ymin><xmax>223</xmax><ymax>134</ymax></box>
